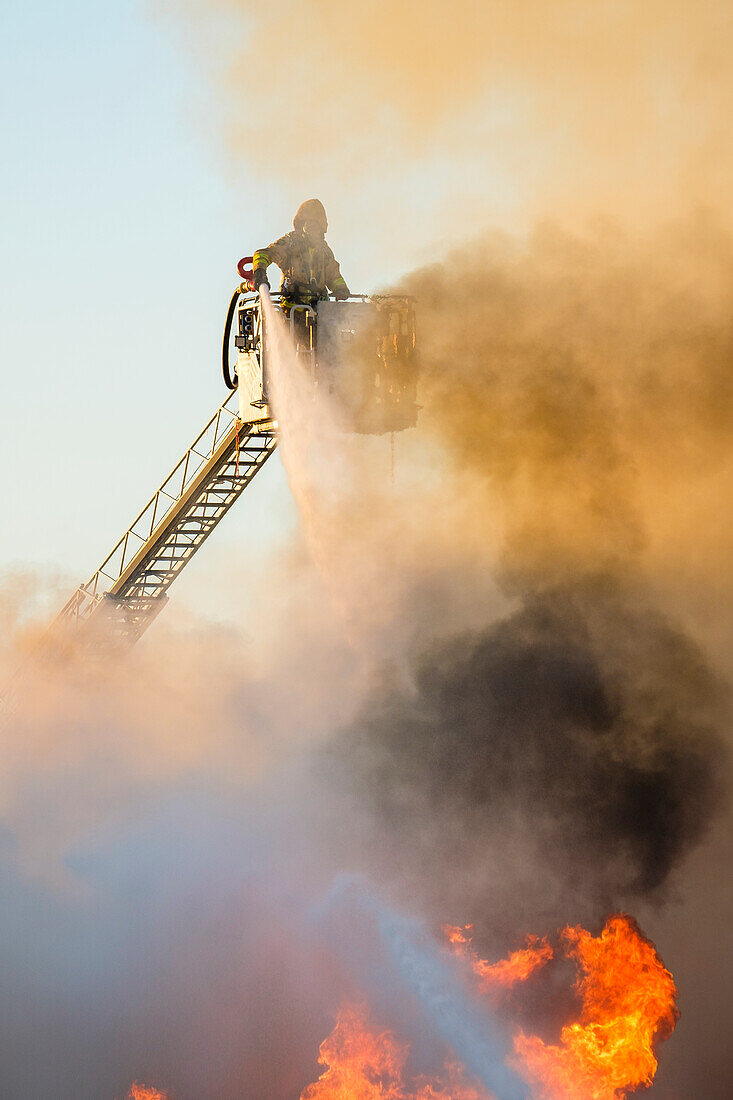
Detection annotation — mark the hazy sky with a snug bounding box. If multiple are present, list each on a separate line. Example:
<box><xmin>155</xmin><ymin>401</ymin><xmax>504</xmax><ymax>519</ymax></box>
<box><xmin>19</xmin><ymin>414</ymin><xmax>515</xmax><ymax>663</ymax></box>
<box><xmin>5</xmin><ymin>0</ymin><xmax>729</xmax><ymax>628</ymax></box>
<box><xmin>0</xmin><ymin>0</ymin><xmax>533</xmax><ymax>624</ymax></box>
<box><xmin>1</xmin><ymin>0</ymin><xmax>306</xmax><ymax>623</ymax></box>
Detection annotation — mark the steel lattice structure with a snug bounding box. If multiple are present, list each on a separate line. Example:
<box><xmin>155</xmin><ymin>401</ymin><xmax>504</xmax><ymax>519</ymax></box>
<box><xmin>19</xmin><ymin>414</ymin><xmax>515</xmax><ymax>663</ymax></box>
<box><xmin>57</xmin><ymin>391</ymin><xmax>277</xmax><ymax>646</ymax></box>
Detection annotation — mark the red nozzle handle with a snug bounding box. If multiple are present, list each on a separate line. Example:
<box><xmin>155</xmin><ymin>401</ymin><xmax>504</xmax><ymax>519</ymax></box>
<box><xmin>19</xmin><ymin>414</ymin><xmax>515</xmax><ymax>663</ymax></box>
<box><xmin>237</xmin><ymin>255</ymin><xmax>255</xmax><ymax>289</ymax></box>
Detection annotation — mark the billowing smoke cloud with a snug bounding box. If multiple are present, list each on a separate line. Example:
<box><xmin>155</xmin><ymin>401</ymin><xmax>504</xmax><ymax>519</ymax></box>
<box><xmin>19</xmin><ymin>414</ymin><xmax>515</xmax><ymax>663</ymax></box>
<box><xmin>0</xmin><ymin>561</ymin><xmax>373</xmax><ymax>1098</ymax></box>
<box><xmin>320</xmin><ymin>219</ymin><xmax>733</xmax><ymax>931</ymax></box>
<box><xmin>0</xmin><ymin>553</ymin><xmax>367</xmax><ymax>884</ymax></box>
<box><xmin>340</xmin><ymin>579</ymin><xmax>728</xmax><ymax>924</ymax></box>
<box><xmin>153</xmin><ymin>0</ymin><xmax>733</xmax><ymax>254</ymax></box>
<box><xmin>404</xmin><ymin>218</ymin><xmax>733</xmax><ymax>594</ymax></box>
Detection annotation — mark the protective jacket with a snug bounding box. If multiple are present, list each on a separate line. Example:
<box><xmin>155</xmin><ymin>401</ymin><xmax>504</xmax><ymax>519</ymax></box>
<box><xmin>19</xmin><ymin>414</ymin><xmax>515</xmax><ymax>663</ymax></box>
<box><xmin>254</xmin><ymin>201</ymin><xmax>349</xmax><ymax>300</ymax></box>
<box><xmin>253</xmin><ymin>231</ymin><xmax>348</xmax><ymax>300</ymax></box>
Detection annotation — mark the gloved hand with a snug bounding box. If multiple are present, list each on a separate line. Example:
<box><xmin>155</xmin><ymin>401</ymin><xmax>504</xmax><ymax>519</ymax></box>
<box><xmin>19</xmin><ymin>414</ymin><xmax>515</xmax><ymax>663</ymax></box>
<box><xmin>253</xmin><ymin>268</ymin><xmax>270</xmax><ymax>291</ymax></box>
<box><xmin>334</xmin><ymin>285</ymin><xmax>350</xmax><ymax>301</ymax></box>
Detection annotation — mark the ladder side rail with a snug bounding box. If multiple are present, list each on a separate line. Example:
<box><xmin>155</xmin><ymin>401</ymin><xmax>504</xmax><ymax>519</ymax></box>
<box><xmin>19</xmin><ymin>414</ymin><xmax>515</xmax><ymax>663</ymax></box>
<box><xmin>55</xmin><ymin>426</ymin><xmax>276</xmax><ymax>648</ymax></box>
<box><xmin>59</xmin><ymin>393</ymin><xmax>242</xmax><ymax>624</ymax></box>
<box><xmin>99</xmin><ymin>396</ymin><xmax>239</xmax><ymax>581</ymax></box>
<box><xmin>107</xmin><ymin>419</ymin><xmax>242</xmax><ymax>597</ymax></box>
<box><xmin>88</xmin><ymin>430</ymin><xmax>277</xmax><ymax>646</ymax></box>
<box><xmin>114</xmin><ymin>428</ymin><xmax>277</xmax><ymax>604</ymax></box>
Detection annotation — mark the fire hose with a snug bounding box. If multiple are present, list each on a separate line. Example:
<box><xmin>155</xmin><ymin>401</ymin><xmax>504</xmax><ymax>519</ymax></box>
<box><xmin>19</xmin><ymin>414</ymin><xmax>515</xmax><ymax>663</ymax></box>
<box><xmin>221</xmin><ymin>287</ymin><xmax>241</xmax><ymax>391</ymax></box>
<box><xmin>222</xmin><ymin>256</ymin><xmax>256</xmax><ymax>390</ymax></box>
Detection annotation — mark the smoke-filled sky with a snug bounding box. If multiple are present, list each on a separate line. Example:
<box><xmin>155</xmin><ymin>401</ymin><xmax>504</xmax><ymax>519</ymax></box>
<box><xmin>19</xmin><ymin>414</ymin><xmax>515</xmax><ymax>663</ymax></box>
<box><xmin>3</xmin><ymin>0</ymin><xmax>733</xmax><ymax>584</ymax></box>
<box><xmin>1</xmin><ymin>2</ymin><xmax>732</xmax><ymax>1098</ymax></box>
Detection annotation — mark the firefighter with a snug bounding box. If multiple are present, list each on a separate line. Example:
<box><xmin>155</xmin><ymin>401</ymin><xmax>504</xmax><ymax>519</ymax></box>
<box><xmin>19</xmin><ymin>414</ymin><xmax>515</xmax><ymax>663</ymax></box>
<box><xmin>252</xmin><ymin>199</ymin><xmax>350</xmax><ymax>304</ymax></box>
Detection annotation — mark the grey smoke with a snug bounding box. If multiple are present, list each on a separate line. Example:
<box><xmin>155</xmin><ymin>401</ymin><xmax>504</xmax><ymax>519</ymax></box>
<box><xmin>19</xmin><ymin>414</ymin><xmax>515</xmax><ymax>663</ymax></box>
<box><xmin>335</xmin><ymin>577</ymin><xmax>729</xmax><ymax>929</ymax></box>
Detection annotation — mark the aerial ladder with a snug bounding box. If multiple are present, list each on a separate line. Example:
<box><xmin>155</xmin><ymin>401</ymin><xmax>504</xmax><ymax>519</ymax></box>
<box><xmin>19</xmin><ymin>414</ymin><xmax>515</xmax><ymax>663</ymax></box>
<box><xmin>3</xmin><ymin>265</ymin><xmax>417</xmax><ymax>709</ymax></box>
<box><xmin>56</xmin><ymin>389</ymin><xmax>277</xmax><ymax>646</ymax></box>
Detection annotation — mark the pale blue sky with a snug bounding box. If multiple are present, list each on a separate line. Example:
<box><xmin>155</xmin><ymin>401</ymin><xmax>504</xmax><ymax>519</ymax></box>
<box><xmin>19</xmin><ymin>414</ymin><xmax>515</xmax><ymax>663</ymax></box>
<box><xmin>0</xmin><ymin>1</ymin><xmax>305</xmax><ymax>622</ymax></box>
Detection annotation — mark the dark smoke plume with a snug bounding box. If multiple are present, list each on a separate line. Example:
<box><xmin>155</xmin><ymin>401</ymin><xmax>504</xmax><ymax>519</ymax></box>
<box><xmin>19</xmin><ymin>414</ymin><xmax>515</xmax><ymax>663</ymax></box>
<box><xmin>339</xmin><ymin>579</ymin><xmax>728</xmax><ymax>926</ymax></box>
<box><xmin>327</xmin><ymin>220</ymin><xmax>733</xmax><ymax>931</ymax></box>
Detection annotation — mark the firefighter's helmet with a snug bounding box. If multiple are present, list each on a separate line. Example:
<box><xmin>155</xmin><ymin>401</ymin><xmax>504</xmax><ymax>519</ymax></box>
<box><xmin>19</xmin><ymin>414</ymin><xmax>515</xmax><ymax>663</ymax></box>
<box><xmin>293</xmin><ymin>199</ymin><xmax>328</xmax><ymax>233</ymax></box>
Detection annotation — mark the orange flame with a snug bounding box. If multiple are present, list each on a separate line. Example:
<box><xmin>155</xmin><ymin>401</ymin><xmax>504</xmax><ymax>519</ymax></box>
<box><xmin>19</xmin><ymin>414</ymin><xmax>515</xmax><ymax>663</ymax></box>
<box><xmin>514</xmin><ymin>915</ymin><xmax>679</xmax><ymax>1100</ymax></box>
<box><xmin>300</xmin><ymin>1003</ymin><xmax>494</xmax><ymax>1100</ymax></box>
<box><xmin>127</xmin><ymin>1086</ymin><xmax>170</xmax><ymax>1100</ymax></box>
<box><xmin>304</xmin><ymin>915</ymin><xmax>678</xmax><ymax>1100</ymax></box>
<box><xmin>445</xmin><ymin>924</ymin><xmax>553</xmax><ymax>989</ymax></box>
<box><xmin>301</xmin><ymin>1003</ymin><xmax>408</xmax><ymax>1099</ymax></box>
<box><xmin>443</xmin><ymin>923</ymin><xmax>474</xmax><ymax>948</ymax></box>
